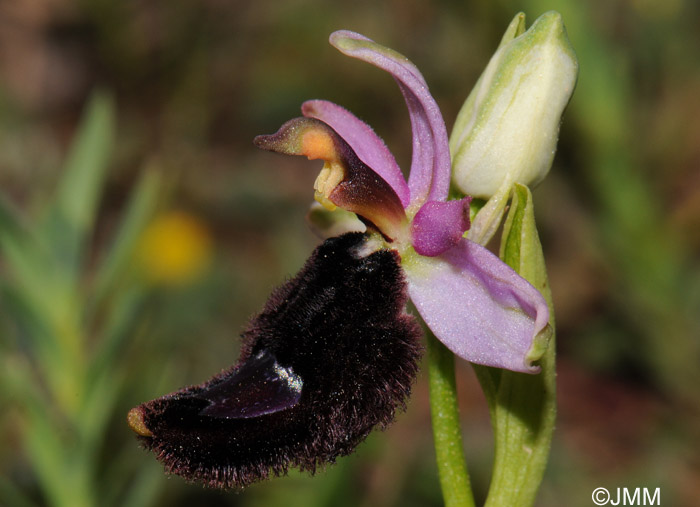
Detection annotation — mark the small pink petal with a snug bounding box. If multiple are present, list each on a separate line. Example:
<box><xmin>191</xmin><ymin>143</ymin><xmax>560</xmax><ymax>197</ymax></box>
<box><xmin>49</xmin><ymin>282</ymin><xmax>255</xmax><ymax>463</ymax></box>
<box><xmin>411</xmin><ymin>198</ymin><xmax>471</xmax><ymax>257</ymax></box>
<box><xmin>302</xmin><ymin>100</ymin><xmax>410</xmax><ymax>207</ymax></box>
<box><xmin>254</xmin><ymin>117</ymin><xmax>408</xmax><ymax>241</ymax></box>
<box><xmin>329</xmin><ymin>31</ymin><xmax>451</xmax><ymax>206</ymax></box>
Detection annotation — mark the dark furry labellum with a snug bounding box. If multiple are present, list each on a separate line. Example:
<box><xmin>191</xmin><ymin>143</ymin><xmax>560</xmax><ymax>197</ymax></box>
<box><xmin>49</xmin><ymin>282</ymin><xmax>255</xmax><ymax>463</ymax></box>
<box><xmin>128</xmin><ymin>232</ymin><xmax>423</xmax><ymax>489</ymax></box>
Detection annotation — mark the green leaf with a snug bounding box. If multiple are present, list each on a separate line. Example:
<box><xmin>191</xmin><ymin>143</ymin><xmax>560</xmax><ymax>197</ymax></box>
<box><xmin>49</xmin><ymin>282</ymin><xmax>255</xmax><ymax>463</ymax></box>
<box><xmin>0</xmin><ymin>196</ymin><xmax>55</xmax><ymax>309</ymax></box>
<box><xmin>2</xmin><ymin>356</ymin><xmax>88</xmax><ymax>507</ymax></box>
<box><xmin>90</xmin><ymin>169</ymin><xmax>161</xmax><ymax>307</ymax></box>
<box><xmin>84</xmin><ymin>169</ymin><xmax>160</xmax><ymax>386</ymax></box>
<box><xmin>41</xmin><ymin>91</ymin><xmax>115</xmax><ymax>279</ymax></box>
<box><xmin>476</xmin><ymin>183</ymin><xmax>556</xmax><ymax>507</ymax></box>
<box><xmin>0</xmin><ymin>196</ymin><xmax>67</xmax><ymax>361</ymax></box>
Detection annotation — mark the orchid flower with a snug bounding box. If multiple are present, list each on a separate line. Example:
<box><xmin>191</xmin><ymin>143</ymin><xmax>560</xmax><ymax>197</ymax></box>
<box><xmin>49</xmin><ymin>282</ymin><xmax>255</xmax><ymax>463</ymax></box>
<box><xmin>128</xmin><ymin>28</ymin><xmax>556</xmax><ymax>491</ymax></box>
<box><xmin>255</xmin><ymin>30</ymin><xmax>551</xmax><ymax>373</ymax></box>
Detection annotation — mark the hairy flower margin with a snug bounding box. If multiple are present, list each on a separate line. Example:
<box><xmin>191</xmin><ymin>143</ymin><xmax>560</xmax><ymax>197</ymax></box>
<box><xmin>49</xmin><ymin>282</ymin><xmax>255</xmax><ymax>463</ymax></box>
<box><xmin>255</xmin><ymin>30</ymin><xmax>552</xmax><ymax>373</ymax></box>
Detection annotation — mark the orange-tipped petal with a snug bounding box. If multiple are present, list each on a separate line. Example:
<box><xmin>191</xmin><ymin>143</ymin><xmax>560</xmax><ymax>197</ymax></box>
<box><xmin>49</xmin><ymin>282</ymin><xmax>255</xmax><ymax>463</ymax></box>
<box><xmin>255</xmin><ymin>117</ymin><xmax>409</xmax><ymax>242</ymax></box>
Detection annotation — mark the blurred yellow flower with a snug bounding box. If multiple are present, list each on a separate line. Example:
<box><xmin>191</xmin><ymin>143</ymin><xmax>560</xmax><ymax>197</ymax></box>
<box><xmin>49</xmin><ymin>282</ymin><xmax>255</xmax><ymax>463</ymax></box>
<box><xmin>137</xmin><ymin>211</ymin><xmax>212</xmax><ymax>285</ymax></box>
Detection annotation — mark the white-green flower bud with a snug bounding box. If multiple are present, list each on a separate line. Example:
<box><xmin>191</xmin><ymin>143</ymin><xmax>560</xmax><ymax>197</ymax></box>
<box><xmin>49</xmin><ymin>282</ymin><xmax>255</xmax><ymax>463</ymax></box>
<box><xmin>450</xmin><ymin>11</ymin><xmax>578</xmax><ymax>198</ymax></box>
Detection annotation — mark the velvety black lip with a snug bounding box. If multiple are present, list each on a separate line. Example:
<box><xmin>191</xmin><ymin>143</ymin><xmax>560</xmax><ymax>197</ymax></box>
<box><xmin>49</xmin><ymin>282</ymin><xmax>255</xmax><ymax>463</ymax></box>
<box><xmin>129</xmin><ymin>232</ymin><xmax>423</xmax><ymax>489</ymax></box>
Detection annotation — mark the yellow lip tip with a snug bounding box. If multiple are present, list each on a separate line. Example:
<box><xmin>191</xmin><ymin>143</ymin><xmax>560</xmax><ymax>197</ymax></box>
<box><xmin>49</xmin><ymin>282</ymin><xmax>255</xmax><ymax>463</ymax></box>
<box><xmin>127</xmin><ymin>407</ymin><xmax>153</xmax><ymax>437</ymax></box>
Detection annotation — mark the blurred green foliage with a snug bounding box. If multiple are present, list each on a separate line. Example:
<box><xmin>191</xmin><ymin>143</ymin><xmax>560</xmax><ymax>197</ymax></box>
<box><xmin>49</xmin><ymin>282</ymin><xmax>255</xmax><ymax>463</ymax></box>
<box><xmin>1</xmin><ymin>1</ymin><xmax>699</xmax><ymax>506</ymax></box>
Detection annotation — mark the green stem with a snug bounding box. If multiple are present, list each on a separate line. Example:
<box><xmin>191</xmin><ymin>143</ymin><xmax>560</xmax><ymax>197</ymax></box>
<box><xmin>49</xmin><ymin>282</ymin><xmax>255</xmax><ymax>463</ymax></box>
<box><xmin>427</xmin><ymin>331</ymin><xmax>475</xmax><ymax>507</ymax></box>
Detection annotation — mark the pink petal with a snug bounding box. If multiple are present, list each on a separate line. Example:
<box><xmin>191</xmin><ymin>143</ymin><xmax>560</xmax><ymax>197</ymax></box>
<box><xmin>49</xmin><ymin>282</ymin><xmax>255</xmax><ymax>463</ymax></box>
<box><xmin>404</xmin><ymin>238</ymin><xmax>550</xmax><ymax>373</ymax></box>
<box><xmin>302</xmin><ymin>100</ymin><xmax>410</xmax><ymax>208</ymax></box>
<box><xmin>411</xmin><ymin>198</ymin><xmax>471</xmax><ymax>257</ymax></box>
<box><xmin>254</xmin><ymin>117</ymin><xmax>408</xmax><ymax>241</ymax></box>
<box><xmin>329</xmin><ymin>31</ymin><xmax>451</xmax><ymax>206</ymax></box>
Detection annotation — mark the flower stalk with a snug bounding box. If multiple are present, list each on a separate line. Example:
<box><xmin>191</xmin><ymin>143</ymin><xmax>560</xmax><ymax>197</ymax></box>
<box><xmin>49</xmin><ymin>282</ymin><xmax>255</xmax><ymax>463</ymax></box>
<box><xmin>427</xmin><ymin>331</ymin><xmax>475</xmax><ymax>507</ymax></box>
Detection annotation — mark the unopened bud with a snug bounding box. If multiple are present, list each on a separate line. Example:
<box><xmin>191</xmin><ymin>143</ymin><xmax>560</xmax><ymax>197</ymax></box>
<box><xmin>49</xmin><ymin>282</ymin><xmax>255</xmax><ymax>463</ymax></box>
<box><xmin>450</xmin><ymin>11</ymin><xmax>578</xmax><ymax>198</ymax></box>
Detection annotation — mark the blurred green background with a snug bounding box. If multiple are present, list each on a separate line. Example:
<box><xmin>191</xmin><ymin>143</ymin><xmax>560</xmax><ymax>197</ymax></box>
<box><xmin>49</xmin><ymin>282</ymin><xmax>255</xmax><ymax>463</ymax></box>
<box><xmin>1</xmin><ymin>0</ymin><xmax>699</xmax><ymax>506</ymax></box>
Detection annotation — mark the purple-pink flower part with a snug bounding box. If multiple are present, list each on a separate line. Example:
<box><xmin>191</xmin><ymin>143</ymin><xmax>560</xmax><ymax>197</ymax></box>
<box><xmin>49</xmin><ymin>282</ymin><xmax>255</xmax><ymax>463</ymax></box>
<box><xmin>127</xmin><ymin>28</ymin><xmax>554</xmax><ymax>492</ymax></box>
<box><xmin>255</xmin><ymin>30</ymin><xmax>550</xmax><ymax>373</ymax></box>
<box><xmin>411</xmin><ymin>198</ymin><xmax>471</xmax><ymax>257</ymax></box>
